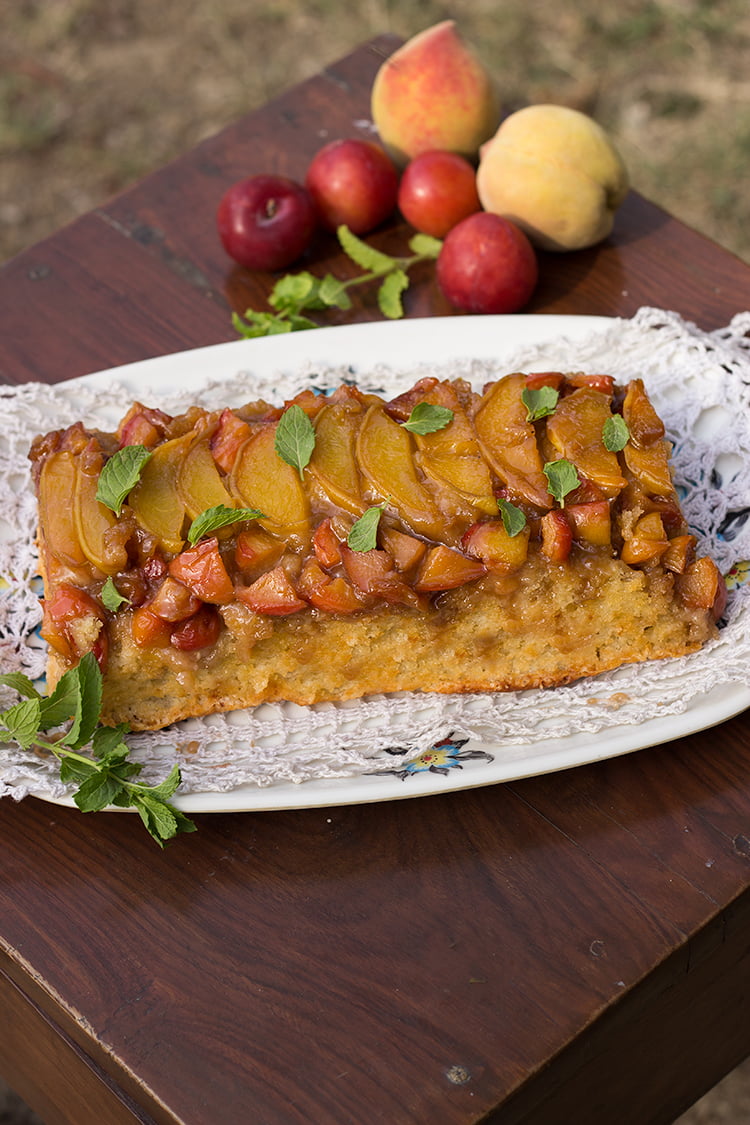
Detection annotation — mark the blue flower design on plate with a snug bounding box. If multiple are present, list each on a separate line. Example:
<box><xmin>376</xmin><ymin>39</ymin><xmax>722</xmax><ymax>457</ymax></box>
<box><xmin>373</xmin><ymin>736</ymin><xmax>493</xmax><ymax>781</ymax></box>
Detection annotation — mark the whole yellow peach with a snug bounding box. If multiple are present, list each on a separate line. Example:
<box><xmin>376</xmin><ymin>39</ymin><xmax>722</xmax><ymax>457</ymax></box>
<box><xmin>476</xmin><ymin>105</ymin><xmax>629</xmax><ymax>251</ymax></box>
<box><xmin>371</xmin><ymin>21</ymin><xmax>500</xmax><ymax>168</ymax></box>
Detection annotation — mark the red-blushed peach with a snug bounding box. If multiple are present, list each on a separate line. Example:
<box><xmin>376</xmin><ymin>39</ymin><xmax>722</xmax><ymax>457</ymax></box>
<box><xmin>370</xmin><ymin>21</ymin><xmax>500</xmax><ymax>167</ymax></box>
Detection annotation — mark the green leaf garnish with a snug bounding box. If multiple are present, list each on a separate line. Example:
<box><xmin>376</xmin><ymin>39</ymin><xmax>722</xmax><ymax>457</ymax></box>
<box><xmin>1</xmin><ymin>697</ymin><xmax>42</xmax><ymax>750</ymax></box>
<box><xmin>0</xmin><ymin>671</ymin><xmax>41</xmax><ymax>701</ymax></box>
<box><xmin>274</xmin><ymin>404</ymin><xmax>316</xmax><ymax>480</ymax></box>
<box><xmin>543</xmin><ymin>459</ymin><xmax>581</xmax><ymax>507</ymax></box>
<box><xmin>187</xmin><ymin>504</ymin><xmax>265</xmax><ymax>546</ymax></box>
<box><xmin>232</xmin><ymin>225</ymin><xmax>443</xmax><ymax>339</ymax></box>
<box><xmin>522</xmin><ymin>385</ymin><xmax>559</xmax><ymax>421</ymax></box>
<box><xmin>101</xmin><ymin>576</ymin><xmax>130</xmax><ymax>613</ymax></box>
<box><xmin>0</xmin><ymin>657</ymin><xmax>195</xmax><ymax>846</ymax></box>
<box><xmin>347</xmin><ymin>504</ymin><xmax>386</xmax><ymax>552</ymax></box>
<box><xmin>602</xmin><ymin>414</ymin><xmax>630</xmax><ymax>452</ymax></box>
<box><xmin>401</xmin><ymin>402</ymin><xmax>454</xmax><ymax>435</ymax></box>
<box><xmin>337</xmin><ymin>225</ymin><xmax>396</xmax><ymax>273</ymax></box>
<box><xmin>96</xmin><ymin>444</ymin><xmax>152</xmax><ymax>514</ymax></box>
<box><xmin>408</xmin><ymin>232</ymin><xmax>443</xmax><ymax>259</ymax></box>
<box><xmin>62</xmin><ymin>651</ymin><xmax>102</xmax><ymax>751</ymax></box>
<box><xmin>497</xmin><ymin>498</ymin><xmax>528</xmax><ymax>537</ymax></box>
<box><xmin>378</xmin><ymin>269</ymin><xmax>409</xmax><ymax>319</ymax></box>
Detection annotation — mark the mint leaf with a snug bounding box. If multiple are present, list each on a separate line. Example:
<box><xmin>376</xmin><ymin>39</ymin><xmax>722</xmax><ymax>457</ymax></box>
<box><xmin>408</xmin><ymin>233</ymin><xmax>442</xmax><ymax>258</ymax></box>
<box><xmin>378</xmin><ymin>269</ymin><xmax>409</xmax><ymax>319</ymax></box>
<box><xmin>0</xmin><ymin>671</ymin><xmax>41</xmax><ymax>701</ymax></box>
<box><xmin>233</xmin><ymin>310</ymin><xmax>291</xmax><ymax>338</ymax></box>
<box><xmin>96</xmin><ymin>444</ymin><xmax>152</xmax><ymax>514</ymax></box>
<box><xmin>544</xmin><ymin>459</ymin><xmax>581</xmax><ymax>507</ymax></box>
<box><xmin>522</xmin><ymin>385</ymin><xmax>559</xmax><ymax>422</ymax></box>
<box><xmin>101</xmin><ymin>576</ymin><xmax>130</xmax><ymax>613</ymax></box>
<box><xmin>145</xmin><ymin>763</ymin><xmax>182</xmax><ymax>801</ymax></box>
<box><xmin>74</xmin><ymin>769</ymin><xmax>126</xmax><ymax>813</ymax></box>
<box><xmin>134</xmin><ymin>793</ymin><xmax>178</xmax><ymax>843</ymax></box>
<box><xmin>91</xmin><ymin>723</ymin><xmax>131</xmax><ymax>760</ymax></box>
<box><xmin>603</xmin><ymin>414</ymin><xmax>630</xmax><ymax>452</ymax></box>
<box><xmin>497</xmin><ymin>498</ymin><xmax>527</xmax><ymax>537</ymax></box>
<box><xmin>187</xmin><ymin>504</ymin><xmax>264</xmax><ymax>546</ymax></box>
<box><xmin>337</xmin><ymin>225</ymin><xmax>395</xmax><ymax>273</ymax></box>
<box><xmin>318</xmin><ymin>274</ymin><xmax>352</xmax><ymax>310</ymax></box>
<box><xmin>269</xmin><ymin>272</ymin><xmax>317</xmax><ymax>313</ymax></box>
<box><xmin>62</xmin><ymin>652</ymin><xmax>102</xmax><ymax>751</ymax></box>
<box><xmin>347</xmin><ymin>505</ymin><xmax>385</xmax><ymax>552</ymax></box>
<box><xmin>401</xmin><ymin>402</ymin><xmax>454</xmax><ymax>435</ymax></box>
<box><xmin>38</xmin><ymin>666</ymin><xmax>84</xmax><ymax>730</ymax></box>
<box><xmin>59</xmin><ymin>756</ymin><xmax>98</xmax><ymax>786</ymax></box>
<box><xmin>1</xmin><ymin>697</ymin><xmax>41</xmax><ymax>750</ymax></box>
<box><xmin>274</xmin><ymin>404</ymin><xmax>316</xmax><ymax>480</ymax></box>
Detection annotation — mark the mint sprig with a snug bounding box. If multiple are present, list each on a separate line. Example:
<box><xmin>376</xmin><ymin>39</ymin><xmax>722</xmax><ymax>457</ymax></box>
<box><xmin>347</xmin><ymin>504</ymin><xmax>386</xmax><ymax>552</ymax></box>
<box><xmin>233</xmin><ymin>226</ymin><xmax>443</xmax><ymax>338</ymax></box>
<box><xmin>522</xmin><ymin>385</ymin><xmax>559</xmax><ymax>422</ymax></box>
<box><xmin>96</xmin><ymin>444</ymin><xmax>152</xmax><ymax>514</ymax></box>
<box><xmin>401</xmin><ymin>402</ymin><xmax>454</xmax><ymax>435</ymax></box>
<box><xmin>497</xmin><ymin>498</ymin><xmax>527</xmax><ymax>537</ymax></box>
<box><xmin>603</xmin><ymin>414</ymin><xmax>630</xmax><ymax>452</ymax></box>
<box><xmin>187</xmin><ymin>504</ymin><xmax>265</xmax><ymax>546</ymax></box>
<box><xmin>101</xmin><ymin>576</ymin><xmax>130</xmax><ymax>612</ymax></box>
<box><xmin>0</xmin><ymin>654</ymin><xmax>195</xmax><ymax>847</ymax></box>
<box><xmin>274</xmin><ymin>404</ymin><xmax>316</xmax><ymax>479</ymax></box>
<box><xmin>543</xmin><ymin>459</ymin><xmax>580</xmax><ymax>507</ymax></box>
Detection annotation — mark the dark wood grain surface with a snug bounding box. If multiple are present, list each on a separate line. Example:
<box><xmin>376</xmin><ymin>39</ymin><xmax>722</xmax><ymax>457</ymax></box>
<box><xmin>2</xmin><ymin>34</ymin><xmax>750</xmax><ymax>1125</ymax></box>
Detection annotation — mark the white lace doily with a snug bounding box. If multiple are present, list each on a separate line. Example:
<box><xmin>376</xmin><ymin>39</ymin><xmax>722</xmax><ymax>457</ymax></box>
<box><xmin>3</xmin><ymin>306</ymin><xmax>750</xmax><ymax>802</ymax></box>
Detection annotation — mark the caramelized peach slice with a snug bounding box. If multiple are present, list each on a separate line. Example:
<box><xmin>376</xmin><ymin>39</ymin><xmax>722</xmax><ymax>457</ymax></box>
<box><xmin>308</xmin><ymin>403</ymin><xmax>366</xmax><ymax>515</ymax></box>
<box><xmin>566</xmin><ymin>373</ymin><xmax>615</xmax><ymax>395</ymax></box>
<box><xmin>566</xmin><ymin>500</ymin><xmax>612</xmax><ymax>548</ymax></box>
<box><xmin>356</xmin><ymin>406</ymin><xmax>445</xmax><ymax>540</ymax></box>
<box><xmin>298</xmin><ymin>558</ymin><xmax>370</xmax><ymax>615</ymax></box>
<box><xmin>236</xmin><ymin>566</ymin><xmax>307</xmax><ymax>616</ymax></box>
<box><xmin>540</xmin><ymin>510</ymin><xmax>573</xmax><ymax>563</ymax></box>
<box><xmin>340</xmin><ymin>544</ymin><xmax>421</xmax><ymax>607</ymax></box>
<box><xmin>234</xmin><ymin>526</ymin><xmax>285</xmax><ymax>577</ymax></box>
<box><xmin>148</xmin><ymin>575</ymin><xmax>202</xmax><ymax>622</ymax></box>
<box><xmin>620</xmin><ymin>514</ymin><xmax>669</xmax><ymax>565</ymax></box>
<box><xmin>312</xmin><ymin>518</ymin><xmax>343</xmax><ymax>569</ymax></box>
<box><xmin>661</xmin><ymin>534</ymin><xmax>696</xmax><ymax>575</ymax></box>
<box><xmin>677</xmin><ymin>556</ymin><xmax>726</xmax><ymax>618</ymax></box>
<box><xmin>622</xmin><ymin>379</ymin><xmax>665</xmax><ymax>447</ymax></box>
<box><xmin>211</xmin><ymin>409</ymin><xmax>252</xmax><ymax>474</ymax></box>
<box><xmin>74</xmin><ymin>459</ymin><xmax>130</xmax><ymax>575</ymax></box>
<box><xmin>131</xmin><ymin>605</ymin><xmax>173</xmax><ymax>648</ymax></box>
<box><xmin>473</xmin><ymin>374</ymin><xmax>551</xmax><ymax>508</ymax></box>
<box><xmin>230</xmin><ymin>423</ymin><xmax>310</xmax><ymax>545</ymax></box>
<box><xmin>525</xmin><ymin>372</ymin><xmax>565</xmax><ymax>392</ymax></box>
<box><xmin>129</xmin><ymin>432</ymin><xmax>192</xmax><ymax>554</ymax></box>
<box><xmin>414</xmin><ymin>544</ymin><xmax>487</xmax><ymax>592</ymax></box>
<box><xmin>117</xmin><ymin>403</ymin><xmax>171</xmax><ymax>449</ymax></box>
<box><xmin>168</xmin><ymin>538</ymin><xmax>234</xmax><ymax>604</ymax></box>
<box><xmin>379</xmin><ymin>527</ymin><xmax>427</xmax><ymax>574</ymax></box>
<box><xmin>545</xmin><ymin>387</ymin><xmax>627</xmax><ymax>498</ymax></box>
<box><xmin>38</xmin><ymin>452</ymin><xmax>87</xmax><ymax>568</ymax></box>
<box><xmin>623</xmin><ymin>442</ymin><xmax>674</xmax><ymax>497</ymax></box>
<box><xmin>462</xmin><ymin>519</ymin><xmax>530</xmax><ymax>571</ymax></box>
<box><xmin>404</xmin><ymin>381</ymin><xmax>496</xmax><ymax>515</ymax></box>
<box><xmin>177</xmin><ymin>437</ymin><xmax>235</xmax><ymax>524</ymax></box>
<box><xmin>41</xmin><ymin>583</ymin><xmax>105</xmax><ymax>663</ymax></box>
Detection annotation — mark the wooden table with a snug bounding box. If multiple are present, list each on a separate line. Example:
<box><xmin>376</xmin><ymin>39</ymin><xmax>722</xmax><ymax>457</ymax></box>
<box><xmin>3</xmin><ymin>36</ymin><xmax>750</xmax><ymax>1125</ymax></box>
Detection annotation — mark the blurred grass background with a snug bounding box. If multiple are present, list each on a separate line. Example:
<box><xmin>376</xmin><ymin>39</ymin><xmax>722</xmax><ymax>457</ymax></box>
<box><xmin>2</xmin><ymin>0</ymin><xmax>750</xmax><ymax>264</ymax></box>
